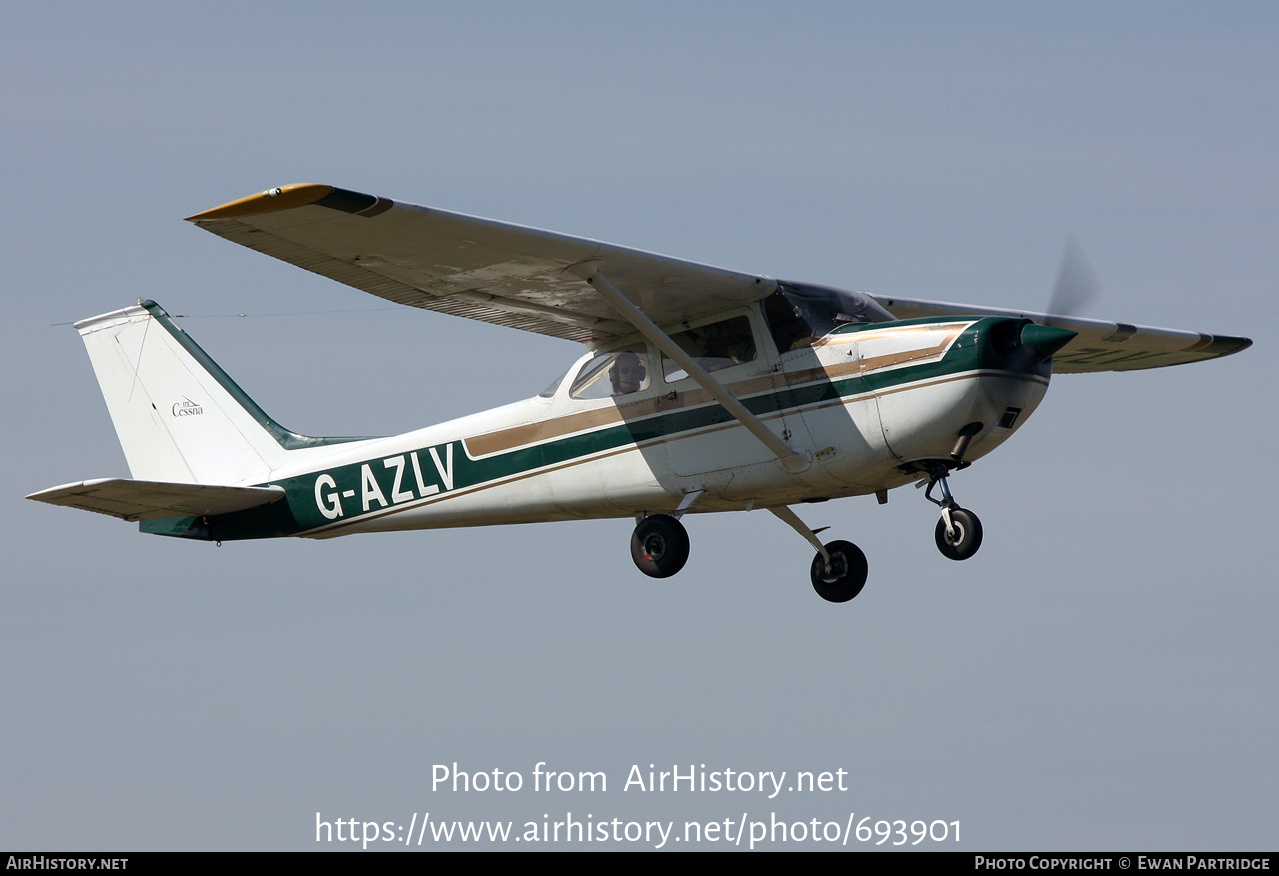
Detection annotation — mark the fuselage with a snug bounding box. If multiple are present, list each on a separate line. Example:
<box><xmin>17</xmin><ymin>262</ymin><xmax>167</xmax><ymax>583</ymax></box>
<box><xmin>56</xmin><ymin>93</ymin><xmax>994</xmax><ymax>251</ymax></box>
<box><xmin>143</xmin><ymin>310</ymin><xmax>1055</xmax><ymax>542</ymax></box>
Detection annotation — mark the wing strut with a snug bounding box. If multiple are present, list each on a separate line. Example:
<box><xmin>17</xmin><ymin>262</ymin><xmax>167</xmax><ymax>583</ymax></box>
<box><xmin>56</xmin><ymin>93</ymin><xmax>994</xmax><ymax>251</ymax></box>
<box><xmin>582</xmin><ymin>266</ymin><xmax>812</xmax><ymax>473</ymax></box>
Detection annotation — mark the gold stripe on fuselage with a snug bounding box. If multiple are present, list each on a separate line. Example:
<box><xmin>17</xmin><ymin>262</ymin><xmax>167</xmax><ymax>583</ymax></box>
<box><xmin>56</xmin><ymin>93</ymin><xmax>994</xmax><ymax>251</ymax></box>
<box><xmin>309</xmin><ymin>364</ymin><xmax>1033</xmax><ymax>537</ymax></box>
<box><xmin>463</xmin><ymin>324</ymin><xmax>967</xmax><ymax>458</ymax></box>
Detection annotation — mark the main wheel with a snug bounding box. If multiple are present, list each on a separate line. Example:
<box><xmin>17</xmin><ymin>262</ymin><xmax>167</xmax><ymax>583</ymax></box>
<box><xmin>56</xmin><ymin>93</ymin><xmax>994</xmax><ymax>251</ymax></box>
<box><xmin>630</xmin><ymin>514</ymin><xmax>690</xmax><ymax>578</ymax></box>
<box><xmin>935</xmin><ymin>507</ymin><xmax>983</xmax><ymax>560</ymax></box>
<box><xmin>810</xmin><ymin>540</ymin><xmax>868</xmax><ymax>603</ymax></box>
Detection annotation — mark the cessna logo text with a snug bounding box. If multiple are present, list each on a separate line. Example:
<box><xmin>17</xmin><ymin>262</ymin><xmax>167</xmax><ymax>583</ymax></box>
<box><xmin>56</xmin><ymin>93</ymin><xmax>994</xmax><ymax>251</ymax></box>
<box><xmin>172</xmin><ymin>399</ymin><xmax>204</xmax><ymax>417</ymax></box>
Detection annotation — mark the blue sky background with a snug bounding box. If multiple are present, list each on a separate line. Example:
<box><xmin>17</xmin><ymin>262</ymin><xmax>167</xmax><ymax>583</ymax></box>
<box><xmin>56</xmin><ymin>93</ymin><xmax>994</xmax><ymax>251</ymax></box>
<box><xmin>2</xmin><ymin>2</ymin><xmax>1274</xmax><ymax>850</ymax></box>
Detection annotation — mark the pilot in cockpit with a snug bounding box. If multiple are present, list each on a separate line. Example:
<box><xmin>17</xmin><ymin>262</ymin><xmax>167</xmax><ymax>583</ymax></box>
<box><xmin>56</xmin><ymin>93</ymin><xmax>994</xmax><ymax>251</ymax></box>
<box><xmin>610</xmin><ymin>351</ymin><xmax>647</xmax><ymax>396</ymax></box>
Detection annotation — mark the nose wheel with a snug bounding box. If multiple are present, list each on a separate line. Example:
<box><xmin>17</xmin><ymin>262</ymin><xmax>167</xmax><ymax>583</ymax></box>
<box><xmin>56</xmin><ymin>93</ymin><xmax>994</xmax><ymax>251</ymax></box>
<box><xmin>922</xmin><ymin>467</ymin><xmax>983</xmax><ymax>561</ymax></box>
<box><xmin>935</xmin><ymin>507</ymin><xmax>982</xmax><ymax>560</ymax></box>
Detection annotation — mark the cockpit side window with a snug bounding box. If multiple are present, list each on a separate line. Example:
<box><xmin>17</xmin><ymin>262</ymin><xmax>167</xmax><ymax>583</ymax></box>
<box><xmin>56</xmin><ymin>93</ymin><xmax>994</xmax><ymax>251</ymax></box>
<box><xmin>661</xmin><ymin>315</ymin><xmax>757</xmax><ymax>382</ymax></box>
<box><xmin>569</xmin><ymin>344</ymin><xmax>651</xmax><ymax>399</ymax></box>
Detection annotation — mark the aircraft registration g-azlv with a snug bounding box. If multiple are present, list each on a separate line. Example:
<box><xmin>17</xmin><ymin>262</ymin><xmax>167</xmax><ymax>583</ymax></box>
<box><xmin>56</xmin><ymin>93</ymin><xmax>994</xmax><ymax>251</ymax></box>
<box><xmin>28</xmin><ymin>184</ymin><xmax>1252</xmax><ymax>603</ymax></box>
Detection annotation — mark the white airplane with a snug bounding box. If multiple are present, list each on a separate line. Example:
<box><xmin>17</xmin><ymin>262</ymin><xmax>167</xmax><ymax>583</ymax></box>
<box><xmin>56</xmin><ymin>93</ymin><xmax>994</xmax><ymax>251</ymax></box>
<box><xmin>28</xmin><ymin>184</ymin><xmax>1252</xmax><ymax>603</ymax></box>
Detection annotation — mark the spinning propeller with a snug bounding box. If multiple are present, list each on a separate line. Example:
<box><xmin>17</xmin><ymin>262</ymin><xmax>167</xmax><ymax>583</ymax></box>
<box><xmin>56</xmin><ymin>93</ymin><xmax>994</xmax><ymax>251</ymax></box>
<box><xmin>997</xmin><ymin>237</ymin><xmax>1101</xmax><ymax>370</ymax></box>
<box><xmin>1045</xmin><ymin>235</ymin><xmax>1101</xmax><ymax>326</ymax></box>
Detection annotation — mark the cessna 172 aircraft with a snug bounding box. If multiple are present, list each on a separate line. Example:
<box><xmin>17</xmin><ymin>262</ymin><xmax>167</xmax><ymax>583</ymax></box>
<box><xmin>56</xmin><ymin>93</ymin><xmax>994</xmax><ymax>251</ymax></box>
<box><xmin>28</xmin><ymin>184</ymin><xmax>1252</xmax><ymax>603</ymax></box>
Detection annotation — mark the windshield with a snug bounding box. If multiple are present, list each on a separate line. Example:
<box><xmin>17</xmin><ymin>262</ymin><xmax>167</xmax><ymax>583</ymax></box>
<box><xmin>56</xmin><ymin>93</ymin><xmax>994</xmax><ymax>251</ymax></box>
<box><xmin>538</xmin><ymin>366</ymin><xmax>572</xmax><ymax>398</ymax></box>
<box><xmin>776</xmin><ymin>280</ymin><xmax>895</xmax><ymax>338</ymax></box>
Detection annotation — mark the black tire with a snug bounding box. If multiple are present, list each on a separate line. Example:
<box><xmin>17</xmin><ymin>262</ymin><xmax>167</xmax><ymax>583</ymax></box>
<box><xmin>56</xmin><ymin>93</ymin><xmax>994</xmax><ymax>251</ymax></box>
<box><xmin>810</xmin><ymin>540</ymin><xmax>868</xmax><ymax>603</ymax></box>
<box><xmin>935</xmin><ymin>507</ymin><xmax>983</xmax><ymax>560</ymax></box>
<box><xmin>630</xmin><ymin>514</ymin><xmax>690</xmax><ymax>578</ymax></box>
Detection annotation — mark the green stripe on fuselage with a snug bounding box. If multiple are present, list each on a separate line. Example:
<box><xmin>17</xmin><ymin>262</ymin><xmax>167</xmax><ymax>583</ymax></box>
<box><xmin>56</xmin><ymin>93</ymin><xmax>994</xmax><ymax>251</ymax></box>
<box><xmin>143</xmin><ymin>318</ymin><xmax>1028</xmax><ymax>541</ymax></box>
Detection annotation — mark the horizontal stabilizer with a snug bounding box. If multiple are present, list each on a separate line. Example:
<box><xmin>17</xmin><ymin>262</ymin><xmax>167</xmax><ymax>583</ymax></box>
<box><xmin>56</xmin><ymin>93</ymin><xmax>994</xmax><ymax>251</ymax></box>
<box><xmin>27</xmin><ymin>479</ymin><xmax>285</xmax><ymax>521</ymax></box>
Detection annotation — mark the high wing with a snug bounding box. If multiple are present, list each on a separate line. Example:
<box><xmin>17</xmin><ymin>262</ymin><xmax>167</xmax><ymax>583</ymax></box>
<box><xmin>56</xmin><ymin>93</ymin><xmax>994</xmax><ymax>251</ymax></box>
<box><xmin>188</xmin><ymin>184</ymin><xmax>1251</xmax><ymax>370</ymax></box>
<box><xmin>873</xmin><ymin>295</ymin><xmax>1252</xmax><ymax>373</ymax></box>
<box><xmin>187</xmin><ymin>184</ymin><xmax>775</xmax><ymax>344</ymax></box>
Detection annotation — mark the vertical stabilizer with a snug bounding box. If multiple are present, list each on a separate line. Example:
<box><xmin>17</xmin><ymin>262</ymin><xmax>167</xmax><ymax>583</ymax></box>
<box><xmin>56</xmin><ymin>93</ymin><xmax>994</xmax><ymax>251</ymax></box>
<box><xmin>75</xmin><ymin>300</ymin><xmax>349</xmax><ymax>485</ymax></box>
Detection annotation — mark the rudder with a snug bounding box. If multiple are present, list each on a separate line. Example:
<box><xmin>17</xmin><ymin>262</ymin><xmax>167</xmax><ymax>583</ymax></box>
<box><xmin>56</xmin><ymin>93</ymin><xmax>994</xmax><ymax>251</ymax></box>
<box><xmin>75</xmin><ymin>300</ymin><xmax>347</xmax><ymax>485</ymax></box>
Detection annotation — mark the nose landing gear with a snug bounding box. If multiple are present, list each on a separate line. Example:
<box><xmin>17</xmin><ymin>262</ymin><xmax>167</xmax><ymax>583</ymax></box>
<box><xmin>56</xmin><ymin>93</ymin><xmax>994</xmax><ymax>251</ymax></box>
<box><xmin>935</xmin><ymin>507</ymin><xmax>982</xmax><ymax>560</ymax></box>
<box><xmin>921</xmin><ymin>467</ymin><xmax>983</xmax><ymax>561</ymax></box>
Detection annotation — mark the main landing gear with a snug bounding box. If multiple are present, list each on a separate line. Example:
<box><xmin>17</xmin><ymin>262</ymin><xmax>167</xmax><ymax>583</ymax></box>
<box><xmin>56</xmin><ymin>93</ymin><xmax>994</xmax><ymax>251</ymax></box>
<box><xmin>630</xmin><ymin>491</ymin><xmax>700</xmax><ymax>579</ymax></box>
<box><xmin>809</xmin><ymin>540</ymin><xmax>868</xmax><ymax>603</ymax></box>
<box><xmin>767</xmin><ymin>506</ymin><xmax>871</xmax><ymax>604</ymax></box>
<box><xmin>627</xmin><ymin>470</ymin><xmax>983</xmax><ymax>604</ymax></box>
<box><xmin>630</xmin><ymin>513</ymin><xmax>690</xmax><ymax>578</ymax></box>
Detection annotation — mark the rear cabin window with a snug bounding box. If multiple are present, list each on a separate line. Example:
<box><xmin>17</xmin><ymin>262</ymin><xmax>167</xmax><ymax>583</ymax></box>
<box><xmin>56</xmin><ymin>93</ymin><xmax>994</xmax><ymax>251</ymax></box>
<box><xmin>661</xmin><ymin>315</ymin><xmax>757</xmax><ymax>382</ymax></box>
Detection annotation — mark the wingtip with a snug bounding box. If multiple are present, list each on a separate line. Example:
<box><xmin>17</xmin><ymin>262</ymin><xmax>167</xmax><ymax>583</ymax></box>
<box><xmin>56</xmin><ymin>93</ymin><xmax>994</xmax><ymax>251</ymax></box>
<box><xmin>185</xmin><ymin>183</ymin><xmax>334</xmax><ymax>221</ymax></box>
<box><xmin>1211</xmin><ymin>334</ymin><xmax>1253</xmax><ymax>358</ymax></box>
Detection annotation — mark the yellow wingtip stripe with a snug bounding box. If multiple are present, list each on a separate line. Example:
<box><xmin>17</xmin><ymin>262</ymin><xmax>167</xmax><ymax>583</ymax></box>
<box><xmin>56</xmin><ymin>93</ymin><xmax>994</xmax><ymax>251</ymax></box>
<box><xmin>184</xmin><ymin>183</ymin><xmax>334</xmax><ymax>221</ymax></box>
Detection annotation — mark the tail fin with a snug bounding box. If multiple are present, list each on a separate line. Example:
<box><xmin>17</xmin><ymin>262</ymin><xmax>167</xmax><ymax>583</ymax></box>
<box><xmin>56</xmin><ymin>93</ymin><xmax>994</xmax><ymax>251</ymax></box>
<box><xmin>76</xmin><ymin>300</ymin><xmax>355</xmax><ymax>485</ymax></box>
